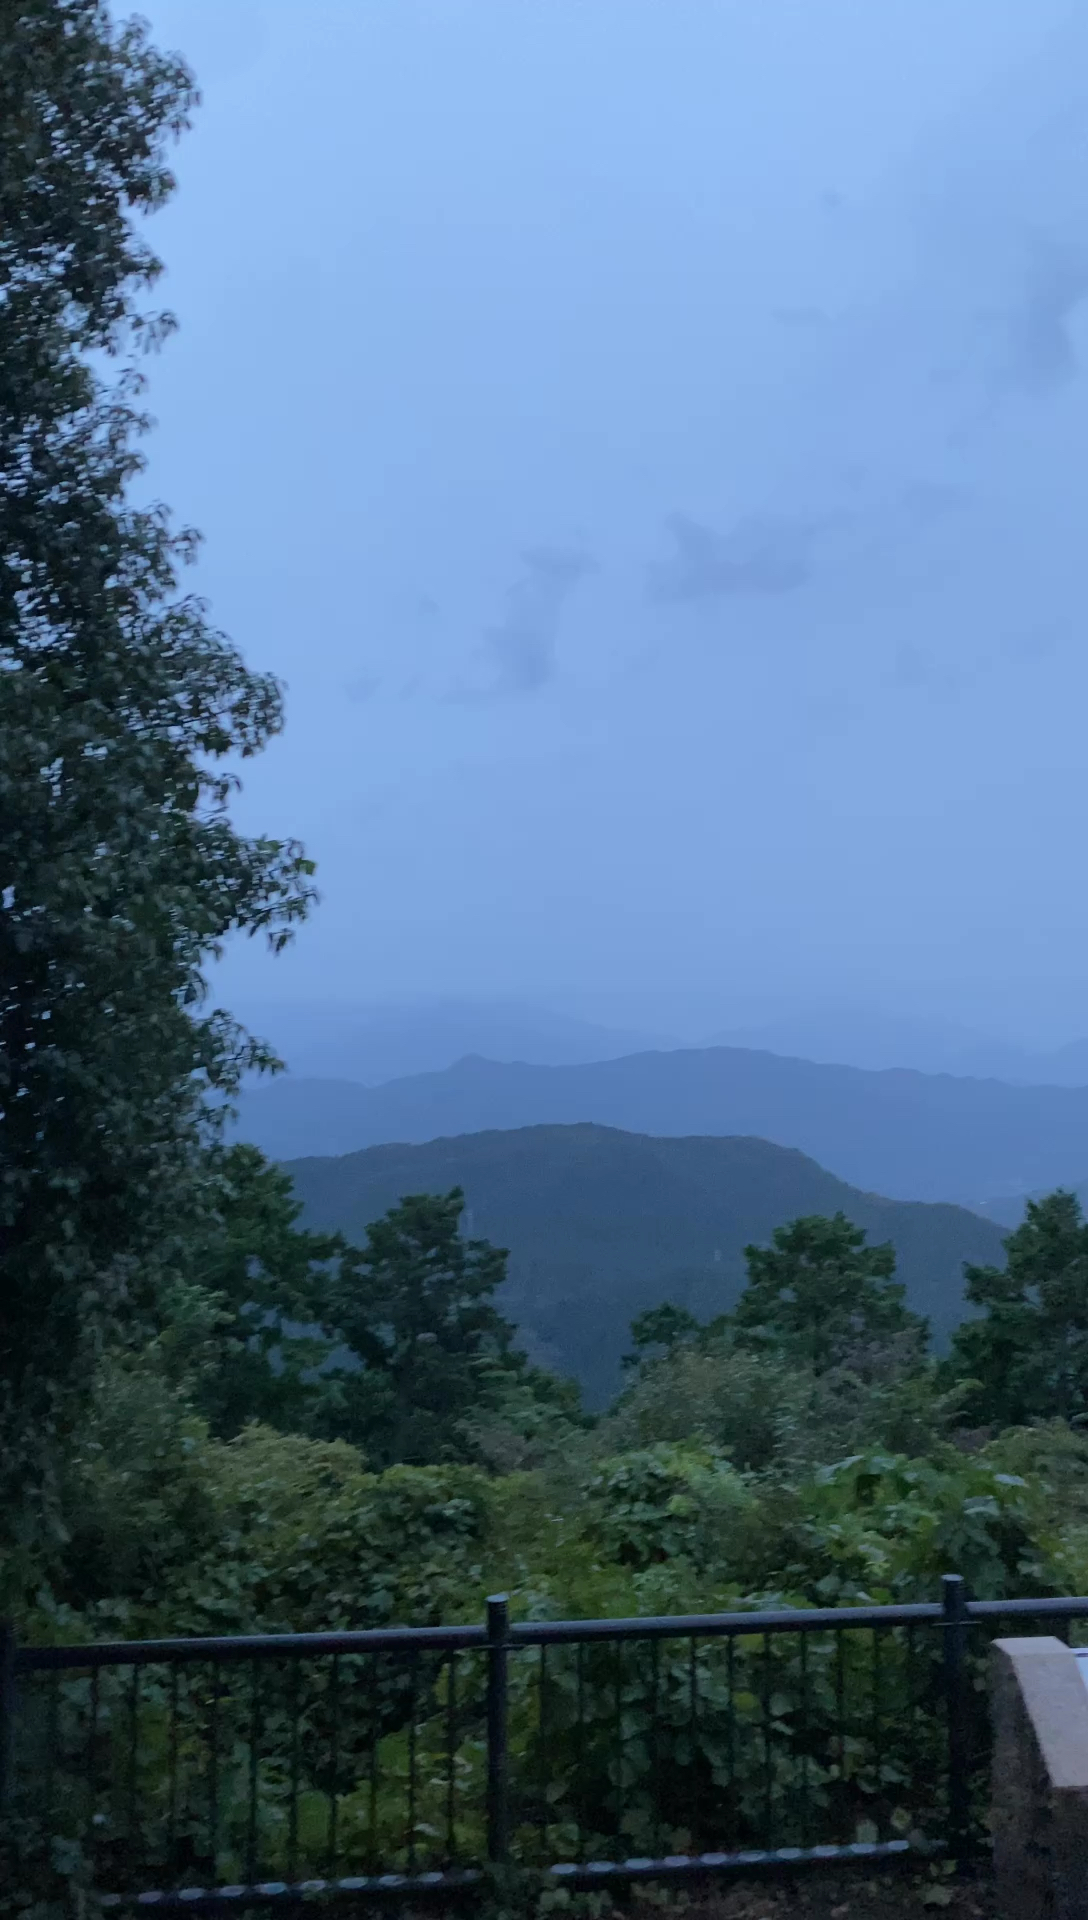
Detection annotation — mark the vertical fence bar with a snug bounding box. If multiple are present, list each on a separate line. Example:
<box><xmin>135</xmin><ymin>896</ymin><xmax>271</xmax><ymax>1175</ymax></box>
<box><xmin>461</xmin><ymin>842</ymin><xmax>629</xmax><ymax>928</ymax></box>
<box><xmin>575</xmin><ymin>1640</ymin><xmax>585</xmax><ymax>1853</ymax></box>
<box><xmin>327</xmin><ymin>1652</ymin><xmax>341</xmax><ymax>1877</ymax></box>
<box><xmin>287</xmin><ymin>1659</ymin><xmax>301</xmax><ymax>1883</ymax></box>
<box><xmin>650</xmin><ymin>1637</ymin><xmax>660</xmax><ymax>1857</ymax></box>
<box><xmin>407</xmin><ymin>1651</ymin><xmax>418</xmax><ymax>1874</ymax></box>
<box><xmin>44</xmin><ymin>1669</ymin><xmax>58</xmax><ymax>1827</ymax></box>
<box><xmin>168</xmin><ymin>1663</ymin><xmax>180</xmax><ymax>1866</ymax></box>
<box><xmin>0</xmin><ymin>1623</ymin><xmax>15</xmax><ymax>1816</ymax></box>
<box><xmin>368</xmin><ymin>1650</ymin><xmax>379</xmax><ymax>1865</ymax></box>
<box><xmin>537</xmin><ymin>1644</ymin><xmax>548</xmax><ymax>1855</ymax></box>
<box><xmin>128</xmin><ymin>1665</ymin><xmax>142</xmax><ymax>1864</ymax></box>
<box><xmin>761</xmin><ymin>1631</ymin><xmax>773</xmax><ymax>1848</ymax></box>
<box><xmin>942</xmin><ymin>1574</ymin><xmax>969</xmax><ymax>1873</ymax></box>
<box><xmin>247</xmin><ymin>1661</ymin><xmax>261</xmax><ymax>1887</ymax></box>
<box><xmin>688</xmin><ymin>1637</ymin><xmax>699</xmax><ymax>1851</ymax></box>
<box><xmin>208</xmin><ymin>1666</ymin><xmax>221</xmax><ymax>1878</ymax></box>
<box><xmin>446</xmin><ymin>1653</ymin><xmax>458</xmax><ymax>1866</ymax></box>
<box><xmin>486</xmin><ymin>1595</ymin><xmax>510</xmax><ymax>1865</ymax></box>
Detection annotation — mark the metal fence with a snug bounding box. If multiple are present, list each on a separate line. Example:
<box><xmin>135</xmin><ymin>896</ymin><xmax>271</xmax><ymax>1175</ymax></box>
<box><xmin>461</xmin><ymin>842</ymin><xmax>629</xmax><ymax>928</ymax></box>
<box><xmin>4</xmin><ymin>1578</ymin><xmax>1088</xmax><ymax>1909</ymax></box>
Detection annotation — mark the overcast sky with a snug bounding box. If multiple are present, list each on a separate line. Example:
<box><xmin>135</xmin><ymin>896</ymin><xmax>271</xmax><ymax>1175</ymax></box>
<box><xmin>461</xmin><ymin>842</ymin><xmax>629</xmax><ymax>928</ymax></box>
<box><xmin>137</xmin><ymin>0</ymin><xmax>1088</xmax><ymax>1042</ymax></box>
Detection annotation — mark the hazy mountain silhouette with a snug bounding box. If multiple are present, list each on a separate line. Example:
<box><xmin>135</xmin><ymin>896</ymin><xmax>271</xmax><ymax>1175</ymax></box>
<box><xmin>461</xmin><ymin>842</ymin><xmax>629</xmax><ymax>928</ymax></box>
<box><xmin>235</xmin><ymin>1045</ymin><xmax>1088</xmax><ymax>1206</ymax></box>
<box><xmin>284</xmin><ymin>1123</ymin><xmax>1008</xmax><ymax>1403</ymax></box>
<box><xmin>707</xmin><ymin>1011</ymin><xmax>1088</xmax><ymax>1084</ymax></box>
<box><xmin>235</xmin><ymin>999</ymin><xmax>675</xmax><ymax>1087</ymax></box>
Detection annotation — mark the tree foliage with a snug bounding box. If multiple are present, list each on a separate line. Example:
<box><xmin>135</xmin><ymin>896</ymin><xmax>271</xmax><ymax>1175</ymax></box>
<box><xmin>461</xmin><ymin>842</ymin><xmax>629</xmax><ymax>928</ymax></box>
<box><xmin>170</xmin><ymin>1143</ymin><xmax>345</xmax><ymax>1436</ymax></box>
<box><xmin>950</xmin><ymin>1189</ymin><xmax>1088</xmax><ymax>1427</ymax></box>
<box><xmin>315</xmin><ymin>1187</ymin><xmax>560</xmax><ymax>1468</ymax></box>
<box><xmin>0</xmin><ymin>0</ymin><xmax>314</xmax><ymax>1570</ymax></box>
<box><xmin>734</xmin><ymin>1211</ymin><xmax>926</xmax><ymax>1372</ymax></box>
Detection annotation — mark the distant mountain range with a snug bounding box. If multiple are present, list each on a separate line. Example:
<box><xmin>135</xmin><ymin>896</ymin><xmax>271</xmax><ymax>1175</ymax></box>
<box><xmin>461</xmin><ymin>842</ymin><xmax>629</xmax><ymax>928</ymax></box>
<box><xmin>284</xmin><ymin>1124</ymin><xmax>1008</xmax><ymax>1403</ymax></box>
<box><xmin>236</xmin><ymin>1045</ymin><xmax>1088</xmax><ymax>1208</ymax></box>
<box><xmin>709</xmin><ymin>1013</ymin><xmax>1088</xmax><ymax>1086</ymax></box>
<box><xmin>229</xmin><ymin>996</ymin><xmax>1088</xmax><ymax>1088</ymax></box>
<box><xmin>234</xmin><ymin>998</ymin><xmax>673</xmax><ymax>1086</ymax></box>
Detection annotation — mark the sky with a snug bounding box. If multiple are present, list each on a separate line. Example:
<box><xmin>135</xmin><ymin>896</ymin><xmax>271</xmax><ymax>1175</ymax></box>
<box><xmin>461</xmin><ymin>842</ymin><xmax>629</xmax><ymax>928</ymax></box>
<box><xmin>136</xmin><ymin>0</ymin><xmax>1088</xmax><ymax>1044</ymax></box>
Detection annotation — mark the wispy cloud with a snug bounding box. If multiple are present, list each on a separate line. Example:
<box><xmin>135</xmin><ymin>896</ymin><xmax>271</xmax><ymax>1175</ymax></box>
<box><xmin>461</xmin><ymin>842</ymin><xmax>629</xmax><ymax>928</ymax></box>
<box><xmin>344</xmin><ymin>673</ymin><xmax>382</xmax><ymax>704</ymax></box>
<box><xmin>647</xmin><ymin>512</ymin><xmax>823</xmax><ymax>604</ymax></box>
<box><xmin>471</xmin><ymin>545</ymin><xmax>594</xmax><ymax>696</ymax></box>
<box><xmin>1002</xmin><ymin>235</ymin><xmax>1088</xmax><ymax>392</ymax></box>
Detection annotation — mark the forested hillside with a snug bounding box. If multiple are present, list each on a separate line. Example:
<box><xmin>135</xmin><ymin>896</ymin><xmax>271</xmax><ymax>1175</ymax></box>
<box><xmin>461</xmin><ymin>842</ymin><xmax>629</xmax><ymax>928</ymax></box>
<box><xmin>285</xmin><ymin>1124</ymin><xmax>1006</xmax><ymax>1399</ymax></box>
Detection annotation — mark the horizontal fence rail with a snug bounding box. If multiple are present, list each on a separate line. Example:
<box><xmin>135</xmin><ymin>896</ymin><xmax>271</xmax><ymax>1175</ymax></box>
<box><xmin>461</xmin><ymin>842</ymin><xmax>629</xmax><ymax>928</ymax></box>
<box><xmin>4</xmin><ymin>1581</ymin><xmax>1088</xmax><ymax>1909</ymax></box>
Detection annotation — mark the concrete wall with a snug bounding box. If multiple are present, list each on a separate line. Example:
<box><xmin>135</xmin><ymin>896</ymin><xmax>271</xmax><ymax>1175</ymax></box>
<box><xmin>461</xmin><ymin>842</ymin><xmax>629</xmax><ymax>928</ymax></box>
<box><xmin>991</xmin><ymin>1636</ymin><xmax>1088</xmax><ymax>1919</ymax></box>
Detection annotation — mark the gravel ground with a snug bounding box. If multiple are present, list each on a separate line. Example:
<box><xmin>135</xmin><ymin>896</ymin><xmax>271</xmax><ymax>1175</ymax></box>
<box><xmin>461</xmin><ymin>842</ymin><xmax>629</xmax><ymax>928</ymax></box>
<box><xmin>625</xmin><ymin>1871</ymin><xmax>995</xmax><ymax>1920</ymax></box>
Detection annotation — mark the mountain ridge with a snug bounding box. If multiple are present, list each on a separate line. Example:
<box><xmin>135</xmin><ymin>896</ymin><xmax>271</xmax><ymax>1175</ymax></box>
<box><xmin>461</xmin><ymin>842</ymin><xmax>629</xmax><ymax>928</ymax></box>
<box><xmin>238</xmin><ymin>1043</ymin><xmax>1088</xmax><ymax>1205</ymax></box>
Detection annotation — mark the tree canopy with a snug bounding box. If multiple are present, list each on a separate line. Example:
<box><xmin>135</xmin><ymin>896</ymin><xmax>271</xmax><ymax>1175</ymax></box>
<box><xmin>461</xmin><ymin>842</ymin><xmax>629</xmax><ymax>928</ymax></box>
<box><xmin>316</xmin><ymin>1187</ymin><xmax>555</xmax><ymax>1468</ymax></box>
<box><xmin>0</xmin><ymin>0</ymin><xmax>313</xmax><ymax>1574</ymax></box>
<box><xmin>734</xmin><ymin>1211</ymin><xmax>925</xmax><ymax>1371</ymax></box>
<box><xmin>950</xmin><ymin>1189</ymin><xmax>1088</xmax><ymax>1428</ymax></box>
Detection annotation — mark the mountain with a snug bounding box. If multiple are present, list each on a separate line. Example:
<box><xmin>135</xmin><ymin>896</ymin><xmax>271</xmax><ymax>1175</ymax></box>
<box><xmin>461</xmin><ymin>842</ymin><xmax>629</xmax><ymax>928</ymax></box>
<box><xmin>232</xmin><ymin>998</ymin><xmax>674</xmax><ymax>1086</ymax></box>
<box><xmin>284</xmin><ymin>1124</ymin><xmax>1008</xmax><ymax>1404</ymax></box>
<box><xmin>706</xmin><ymin>1010</ymin><xmax>1088</xmax><ymax>1085</ymax></box>
<box><xmin>237</xmin><ymin>1046</ymin><xmax>1088</xmax><ymax>1206</ymax></box>
<box><xmin>974</xmin><ymin>1177</ymin><xmax>1088</xmax><ymax>1230</ymax></box>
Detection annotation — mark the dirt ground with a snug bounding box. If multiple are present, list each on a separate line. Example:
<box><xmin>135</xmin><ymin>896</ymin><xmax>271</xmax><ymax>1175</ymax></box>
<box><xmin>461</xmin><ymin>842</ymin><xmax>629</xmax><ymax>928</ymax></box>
<box><xmin>627</xmin><ymin>1871</ymin><xmax>996</xmax><ymax>1920</ymax></box>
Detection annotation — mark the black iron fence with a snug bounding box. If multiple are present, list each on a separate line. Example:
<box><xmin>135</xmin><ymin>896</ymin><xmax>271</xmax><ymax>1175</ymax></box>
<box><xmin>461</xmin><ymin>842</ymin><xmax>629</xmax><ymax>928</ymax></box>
<box><xmin>3</xmin><ymin>1579</ymin><xmax>1088</xmax><ymax>1908</ymax></box>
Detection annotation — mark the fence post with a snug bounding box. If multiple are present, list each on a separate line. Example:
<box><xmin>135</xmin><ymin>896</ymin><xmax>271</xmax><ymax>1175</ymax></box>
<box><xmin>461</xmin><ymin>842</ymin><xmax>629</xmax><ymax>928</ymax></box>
<box><xmin>942</xmin><ymin>1573</ymin><xmax>969</xmax><ymax>1873</ymax></box>
<box><xmin>0</xmin><ymin>1621</ymin><xmax>15</xmax><ymax>1816</ymax></box>
<box><xmin>486</xmin><ymin>1594</ymin><xmax>510</xmax><ymax>1865</ymax></box>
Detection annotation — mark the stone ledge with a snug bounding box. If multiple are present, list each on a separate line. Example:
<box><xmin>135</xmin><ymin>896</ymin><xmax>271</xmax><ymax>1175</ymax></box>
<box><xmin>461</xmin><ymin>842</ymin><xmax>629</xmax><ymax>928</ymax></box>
<box><xmin>991</xmin><ymin>1635</ymin><xmax>1088</xmax><ymax>1920</ymax></box>
<box><xmin>995</xmin><ymin>1636</ymin><xmax>1088</xmax><ymax>1790</ymax></box>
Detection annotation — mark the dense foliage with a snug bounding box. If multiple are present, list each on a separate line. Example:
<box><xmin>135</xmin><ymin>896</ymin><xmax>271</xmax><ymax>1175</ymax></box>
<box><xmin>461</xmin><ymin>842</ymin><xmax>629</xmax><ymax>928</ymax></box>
<box><xmin>19</xmin><ymin>1174</ymin><xmax>1088</xmax><ymax>1642</ymax></box>
<box><xmin>13</xmin><ymin>1171</ymin><xmax>1088</xmax><ymax>1902</ymax></box>
<box><xmin>0</xmin><ymin>0</ymin><xmax>313</xmax><ymax>1581</ymax></box>
<box><xmin>949</xmin><ymin>1189</ymin><xmax>1088</xmax><ymax>1428</ymax></box>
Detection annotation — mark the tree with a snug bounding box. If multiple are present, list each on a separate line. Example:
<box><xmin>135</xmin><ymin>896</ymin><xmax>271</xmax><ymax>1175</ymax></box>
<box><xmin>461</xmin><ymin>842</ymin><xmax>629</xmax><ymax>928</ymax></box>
<box><xmin>171</xmin><ymin>1144</ymin><xmax>345</xmax><ymax>1437</ymax></box>
<box><xmin>316</xmin><ymin>1189</ymin><xmax>548</xmax><ymax>1469</ymax></box>
<box><xmin>0</xmin><ymin>2</ymin><xmax>313</xmax><ymax>1577</ymax></box>
<box><xmin>949</xmin><ymin>1190</ymin><xmax>1088</xmax><ymax>1427</ymax></box>
<box><xmin>623</xmin><ymin>1303</ymin><xmax>701</xmax><ymax>1369</ymax></box>
<box><xmin>734</xmin><ymin>1213</ymin><xmax>926</xmax><ymax>1373</ymax></box>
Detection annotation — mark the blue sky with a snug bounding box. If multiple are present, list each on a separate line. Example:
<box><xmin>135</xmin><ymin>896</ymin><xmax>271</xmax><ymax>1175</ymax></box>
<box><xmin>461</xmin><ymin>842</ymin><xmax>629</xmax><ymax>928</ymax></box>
<box><xmin>137</xmin><ymin>0</ymin><xmax>1088</xmax><ymax>1041</ymax></box>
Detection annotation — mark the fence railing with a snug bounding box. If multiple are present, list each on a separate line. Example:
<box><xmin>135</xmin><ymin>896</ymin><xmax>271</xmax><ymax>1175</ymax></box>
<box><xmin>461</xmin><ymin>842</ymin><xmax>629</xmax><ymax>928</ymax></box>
<box><xmin>4</xmin><ymin>1579</ymin><xmax>1088</xmax><ymax>1908</ymax></box>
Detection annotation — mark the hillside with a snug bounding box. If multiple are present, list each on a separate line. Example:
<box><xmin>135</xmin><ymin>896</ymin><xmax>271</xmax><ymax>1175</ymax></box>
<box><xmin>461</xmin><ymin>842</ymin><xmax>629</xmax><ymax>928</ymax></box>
<box><xmin>242</xmin><ymin>1045</ymin><xmax>1088</xmax><ymax>1206</ymax></box>
<box><xmin>285</xmin><ymin>1123</ymin><xmax>1008</xmax><ymax>1402</ymax></box>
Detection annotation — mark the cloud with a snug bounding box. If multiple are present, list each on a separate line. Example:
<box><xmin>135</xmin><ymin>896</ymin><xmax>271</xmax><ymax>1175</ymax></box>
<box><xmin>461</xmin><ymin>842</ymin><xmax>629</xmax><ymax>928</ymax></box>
<box><xmin>344</xmin><ymin>673</ymin><xmax>381</xmax><ymax>703</ymax></box>
<box><xmin>476</xmin><ymin>545</ymin><xmax>594</xmax><ymax>695</ymax></box>
<box><xmin>887</xmin><ymin>642</ymin><xmax>985</xmax><ymax>698</ymax></box>
<box><xmin>647</xmin><ymin>512</ymin><xmax>821</xmax><ymax>604</ymax></box>
<box><xmin>895</xmin><ymin>481</ymin><xmax>970</xmax><ymax>526</ymax></box>
<box><xmin>1002</xmin><ymin>236</ymin><xmax>1088</xmax><ymax>392</ymax></box>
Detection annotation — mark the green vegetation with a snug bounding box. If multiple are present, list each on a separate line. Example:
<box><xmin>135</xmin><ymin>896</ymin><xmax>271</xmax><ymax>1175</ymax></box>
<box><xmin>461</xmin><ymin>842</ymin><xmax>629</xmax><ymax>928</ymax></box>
<box><xmin>19</xmin><ymin>1170</ymin><xmax>1088</xmax><ymax>1643</ymax></box>
<box><xmin>13</xmin><ymin>1163</ymin><xmax>1088</xmax><ymax>1899</ymax></box>
<box><xmin>284</xmin><ymin>1125</ymin><xmax>1007</xmax><ymax>1401</ymax></box>
<box><xmin>0</xmin><ymin>0</ymin><xmax>313</xmax><ymax>1591</ymax></box>
<box><xmin>949</xmin><ymin>1189</ymin><xmax>1088</xmax><ymax>1427</ymax></box>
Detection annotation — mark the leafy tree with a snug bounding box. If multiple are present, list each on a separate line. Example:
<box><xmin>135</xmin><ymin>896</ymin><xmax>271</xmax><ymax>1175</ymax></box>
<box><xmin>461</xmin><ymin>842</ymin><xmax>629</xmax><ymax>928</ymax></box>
<box><xmin>949</xmin><ymin>1190</ymin><xmax>1088</xmax><ymax>1427</ymax></box>
<box><xmin>316</xmin><ymin>1189</ymin><xmax>555</xmax><ymax>1469</ymax></box>
<box><xmin>623</xmin><ymin>1302</ymin><xmax>701</xmax><ymax>1368</ymax></box>
<box><xmin>0</xmin><ymin>1</ymin><xmax>313</xmax><ymax>1576</ymax></box>
<box><xmin>174</xmin><ymin>1144</ymin><xmax>345</xmax><ymax>1436</ymax></box>
<box><xmin>734</xmin><ymin>1212</ymin><xmax>926</xmax><ymax>1373</ymax></box>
